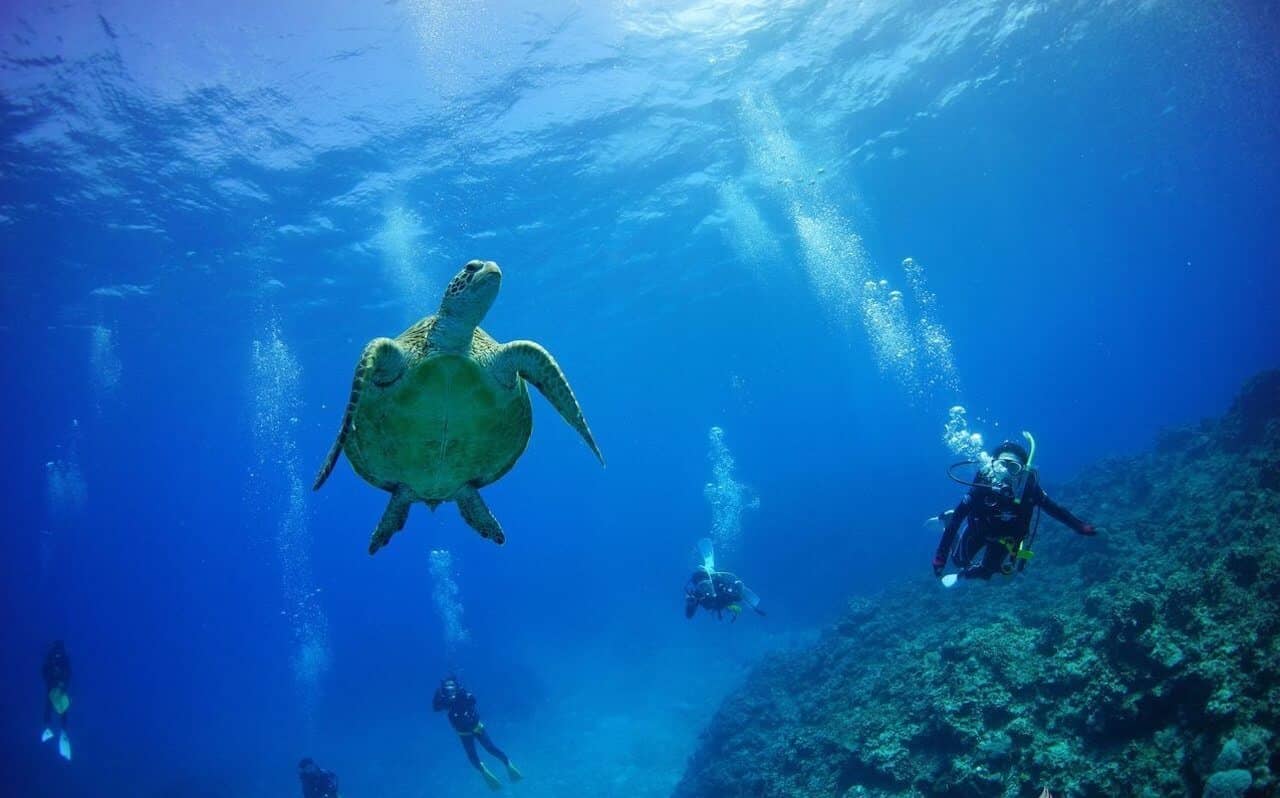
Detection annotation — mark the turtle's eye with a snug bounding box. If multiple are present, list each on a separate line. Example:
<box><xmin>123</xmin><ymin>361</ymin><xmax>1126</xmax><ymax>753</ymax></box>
<box><xmin>464</xmin><ymin>261</ymin><xmax>483</xmax><ymax>273</ymax></box>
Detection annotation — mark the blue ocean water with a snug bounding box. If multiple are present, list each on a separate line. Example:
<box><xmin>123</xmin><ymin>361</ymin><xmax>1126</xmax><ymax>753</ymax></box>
<box><xmin>1</xmin><ymin>1</ymin><xmax>1277</xmax><ymax>796</ymax></box>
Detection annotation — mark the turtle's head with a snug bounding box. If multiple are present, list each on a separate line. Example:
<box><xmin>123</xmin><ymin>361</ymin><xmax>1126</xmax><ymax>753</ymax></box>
<box><xmin>440</xmin><ymin>260</ymin><xmax>501</xmax><ymax>326</ymax></box>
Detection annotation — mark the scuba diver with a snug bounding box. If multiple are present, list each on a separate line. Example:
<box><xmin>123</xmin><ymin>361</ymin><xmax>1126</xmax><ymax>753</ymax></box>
<box><xmin>432</xmin><ymin>676</ymin><xmax>523</xmax><ymax>791</ymax></box>
<box><xmin>684</xmin><ymin>538</ymin><xmax>766</xmax><ymax>621</ymax></box>
<box><xmin>298</xmin><ymin>758</ymin><xmax>340</xmax><ymax>798</ymax></box>
<box><xmin>933</xmin><ymin>435</ymin><xmax>1096</xmax><ymax>587</ymax></box>
<box><xmin>40</xmin><ymin>640</ymin><xmax>72</xmax><ymax>761</ymax></box>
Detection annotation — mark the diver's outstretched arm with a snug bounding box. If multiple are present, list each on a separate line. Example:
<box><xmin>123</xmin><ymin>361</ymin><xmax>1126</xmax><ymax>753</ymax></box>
<box><xmin>1039</xmin><ymin>489</ymin><xmax>1092</xmax><ymax>534</ymax></box>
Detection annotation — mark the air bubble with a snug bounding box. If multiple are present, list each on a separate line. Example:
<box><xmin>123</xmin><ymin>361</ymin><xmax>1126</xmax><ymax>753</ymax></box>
<box><xmin>704</xmin><ymin>426</ymin><xmax>760</xmax><ymax>553</ymax></box>
<box><xmin>429</xmin><ymin>549</ymin><xmax>469</xmax><ymax>653</ymax></box>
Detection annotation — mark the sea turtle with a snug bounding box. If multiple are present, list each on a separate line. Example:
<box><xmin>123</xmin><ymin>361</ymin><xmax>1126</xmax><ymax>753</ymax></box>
<box><xmin>313</xmin><ymin>259</ymin><xmax>604</xmax><ymax>553</ymax></box>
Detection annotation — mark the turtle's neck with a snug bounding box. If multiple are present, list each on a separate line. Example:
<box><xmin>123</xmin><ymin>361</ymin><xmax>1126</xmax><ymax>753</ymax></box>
<box><xmin>431</xmin><ymin>310</ymin><xmax>478</xmax><ymax>353</ymax></box>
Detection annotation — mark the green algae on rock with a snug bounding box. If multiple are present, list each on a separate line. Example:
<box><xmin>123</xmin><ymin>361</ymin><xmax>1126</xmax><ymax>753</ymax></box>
<box><xmin>673</xmin><ymin>370</ymin><xmax>1280</xmax><ymax>798</ymax></box>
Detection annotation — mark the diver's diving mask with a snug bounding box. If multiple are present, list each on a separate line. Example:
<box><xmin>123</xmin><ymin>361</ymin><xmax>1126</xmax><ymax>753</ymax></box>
<box><xmin>990</xmin><ymin>454</ymin><xmax>1025</xmax><ymax>480</ymax></box>
<box><xmin>990</xmin><ymin>453</ymin><xmax>1033</xmax><ymax>504</ymax></box>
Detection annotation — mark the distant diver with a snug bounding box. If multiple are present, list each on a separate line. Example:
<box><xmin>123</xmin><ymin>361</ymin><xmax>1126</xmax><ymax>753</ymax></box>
<box><xmin>685</xmin><ymin>538</ymin><xmax>766</xmax><ymax>620</ymax></box>
<box><xmin>433</xmin><ymin>676</ymin><xmax>523</xmax><ymax>791</ymax></box>
<box><xmin>41</xmin><ymin>640</ymin><xmax>72</xmax><ymax>761</ymax></box>
<box><xmin>298</xmin><ymin>758</ymin><xmax>341</xmax><ymax>798</ymax></box>
<box><xmin>933</xmin><ymin>434</ymin><xmax>1096</xmax><ymax>587</ymax></box>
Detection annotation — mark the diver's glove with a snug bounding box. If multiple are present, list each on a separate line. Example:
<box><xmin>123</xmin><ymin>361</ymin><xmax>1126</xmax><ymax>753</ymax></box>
<box><xmin>931</xmin><ymin>555</ymin><xmax>946</xmax><ymax>577</ymax></box>
<box><xmin>1078</xmin><ymin>524</ymin><xmax>1097</xmax><ymax>536</ymax></box>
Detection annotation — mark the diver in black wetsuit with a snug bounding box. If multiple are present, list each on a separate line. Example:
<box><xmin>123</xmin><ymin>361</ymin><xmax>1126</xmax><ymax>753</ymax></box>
<box><xmin>684</xmin><ymin>538</ymin><xmax>765</xmax><ymax>620</ymax></box>
<box><xmin>433</xmin><ymin>677</ymin><xmax>522</xmax><ymax>791</ymax></box>
<box><xmin>298</xmin><ymin>758</ymin><xmax>340</xmax><ymax>798</ymax></box>
<box><xmin>41</xmin><ymin>640</ymin><xmax>72</xmax><ymax>760</ymax></box>
<box><xmin>684</xmin><ymin>569</ymin><xmax>766</xmax><ymax>620</ymax></box>
<box><xmin>932</xmin><ymin>440</ymin><xmax>1096</xmax><ymax>582</ymax></box>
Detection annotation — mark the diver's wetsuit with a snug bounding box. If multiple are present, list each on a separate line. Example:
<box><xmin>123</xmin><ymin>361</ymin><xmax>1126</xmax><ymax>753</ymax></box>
<box><xmin>42</xmin><ymin>643</ymin><xmax>71</xmax><ymax>732</ymax></box>
<box><xmin>298</xmin><ymin>763</ymin><xmax>339</xmax><ymax>798</ymax></box>
<box><xmin>684</xmin><ymin>570</ymin><xmax>765</xmax><ymax>619</ymax></box>
<box><xmin>433</xmin><ymin>685</ymin><xmax>512</xmax><ymax>773</ymax></box>
<box><xmin>935</xmin><ymin>470</ymin><xmax>1090</xmax><ymax>580</ymax></box>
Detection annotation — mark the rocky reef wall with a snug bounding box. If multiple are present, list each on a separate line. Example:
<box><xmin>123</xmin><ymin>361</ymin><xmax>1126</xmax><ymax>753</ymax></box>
<box><xmin>673</xmin><ymin>371</ymin><xmax>1280</xmax><ymax>798</ymax></box>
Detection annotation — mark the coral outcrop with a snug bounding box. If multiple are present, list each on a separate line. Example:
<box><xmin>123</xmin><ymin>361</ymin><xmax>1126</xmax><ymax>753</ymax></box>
<box><xmin>673</xmin><ymin>371</ymin><xmax>1280</xmax><ymax>797</ymax></box>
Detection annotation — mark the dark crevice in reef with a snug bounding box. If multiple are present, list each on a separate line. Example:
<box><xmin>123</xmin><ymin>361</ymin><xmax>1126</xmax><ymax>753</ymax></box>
<box><xmin>673</xmin><ymin>370</ymin><xmax>1280</xmax><ymax>798</ymax></box>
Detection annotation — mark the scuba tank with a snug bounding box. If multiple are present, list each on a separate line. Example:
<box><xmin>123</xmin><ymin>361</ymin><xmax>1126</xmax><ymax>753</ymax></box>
<box><xmin>697</xmin><ymin>537</ymin><xmax>717</xmax><ymax>597</ymax></box>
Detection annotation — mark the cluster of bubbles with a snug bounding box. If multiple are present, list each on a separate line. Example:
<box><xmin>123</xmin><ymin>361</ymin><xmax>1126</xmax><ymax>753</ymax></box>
<box><xmin>89</xmin><ymin>324</ymin><xmax>122</xmax><ymax>404</ymax></box>
<box><xmin>716</xmin><ymin>181</ymin><xmax>783</xmax><ymax>270</ymax></box>
<box><xmin>729</xmin><ymin>372</ymin><xmax>755</xmax><ymax>411</ymax></box>
<box><xmin>861</xmin><ymin>277</ymin><xmax>917</xmax><ymax>390</ymax></box>
<box><xmin>44</xmin><ymin>419</ymin><xmax>87</xmax><ymax>595</ymax></box>
<box><xmin>292</xmin><ymin>629</ymin><xmax>332</xmax><ymax>708</ymax></box>
<box><xmin>739</xmin><ymin>91</ymin><xmax>870</xmax><ymax>327</ymax></box>
<box><xmin>45</xmin><ymin>419</ymin><xmax>87</xmax><ymax>521</ymax></box>
<box><xmin>250</xmin><ymin>322</ymin><xmax>331</xmax><ymax>707</ymax></box>
<box><xmin>406</xmin><ymin>0</ymin><xmax>509</xmax><ymax>98</ymax></box>
<box><xmin>943</xmin><ymin>405</ymin><xmax>988</xmax><ymax>464</ymax></box>
<box><xmin>428</xmin><ymin>548</ymin><xmax>470</xmax><ymax>654</ymax></box>
<box><xmin>902</xmin><ymin>257</ymin><xmax>960</xmax><ymax>396</ymax></box>
<box><xmin>378</xmin><ymin>206</ymin><xmax>440</xmax><ymax>308</ymax></box>
<box><xmin>859</xmin><ymin>262</ymin><xmax>959</xmax><ymax>401</ymax></box>
<box><xmin>704</xmin><ymin>426</ymin><xmax>759</xmax><ymax>552</ymax></box>
<box><xmin>376</xmin><ymin>206</ymin><xmax>434</xmax><ymax>309</ymax></box>
<box><xmin>738</xmin><ymin>93</ymin><xmax>961</xmax><ymax>405</ymax></box>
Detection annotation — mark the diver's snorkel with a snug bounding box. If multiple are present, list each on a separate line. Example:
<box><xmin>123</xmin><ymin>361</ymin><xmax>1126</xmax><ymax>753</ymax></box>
<box><xmin>1010</xmin><ymin>431</ymin><xmax>1036</xmax><ymax>504</ymax></box>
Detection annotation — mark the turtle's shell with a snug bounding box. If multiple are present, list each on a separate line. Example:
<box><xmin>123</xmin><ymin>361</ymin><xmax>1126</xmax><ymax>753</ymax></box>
<box><xmin>345</xmin><ymin>350</ymin><xmax>533</xmax><ymax>500</ymax></box>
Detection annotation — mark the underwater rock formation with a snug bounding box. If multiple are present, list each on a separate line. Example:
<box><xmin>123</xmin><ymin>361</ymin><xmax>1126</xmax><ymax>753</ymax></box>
<box><xmin>673</xmin><ymin>371</ymin><xmax>1280</xmax><ymax>798</ymax></box>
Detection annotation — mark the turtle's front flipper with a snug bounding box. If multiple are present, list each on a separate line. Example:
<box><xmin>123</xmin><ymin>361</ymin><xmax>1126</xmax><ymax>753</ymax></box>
<box><xmin>492</xmin><ymin>340</ymin><xmax>604</xmax><ymax>466</ymax></box>
<box><xmin>314</xmin><ymin>337</ymin><xmax>407</xmax><ymax>491</ymax></box>
<box><xmin>455</xmin><ymin>486</ymin><xmax>505</xmax><ymax>545</ymax></box>
<box><xmin>368</xmin><ymin>488</ymin><xmax>413</xmax><ymax>555</ymax></box>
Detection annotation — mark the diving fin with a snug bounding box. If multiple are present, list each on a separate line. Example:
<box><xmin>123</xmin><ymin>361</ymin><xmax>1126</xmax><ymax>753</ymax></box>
<box><xmin>41</xmin><ymin>728</ymin><xmax>53</xmax><ymax>743</ymax></box>
<box><xmin>741</xmin><ymin>586</ymin><xmax>765</xmax><ymax>615</ymax></box>
<box><xmin>479</xmin><ymin>763</ymin><xmax>502</xmax><ymax>791</ymax></box>
<box><xmin>696</xmin><ymin>537</ymin><xmax>715</xmax><ymax>574</ymax></box>
<box><xmin>506</xmin><ymin>762</ymin><xmax>524</xmax><ymax>782</ymax></box>
<box><xmin>941</xmin><ymin>574</ymin><xmax>959</xmax><ymax>588</ymax></box>
<box><xmin>58</xmin><ymin>731</ymin><xmax>71</xmax><ymax>761</ymax></box>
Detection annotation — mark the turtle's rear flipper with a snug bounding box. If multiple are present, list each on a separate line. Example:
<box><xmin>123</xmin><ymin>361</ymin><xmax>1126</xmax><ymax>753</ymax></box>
<box><xmin>492</xmin><ymin>340</ymin><xmax>604</xmax><ymax>466</ymax></box>
<box><xmin>455</xmin><ymin>486</ymin><xmax>505</xmax><ymax>545</ymax></box>
<box><xmin>315</xmin><ymin>337</ymin><xmax>407</xmax><ymax>491</ymax></box>
<box><xmin>368</xmin><ymin>489</ymin><xmax>412</xmax><ymax>555</ymax></box>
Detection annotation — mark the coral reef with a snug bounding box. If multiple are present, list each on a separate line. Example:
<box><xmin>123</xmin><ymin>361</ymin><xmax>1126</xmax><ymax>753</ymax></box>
<box><xmin>673</xmin><ymin>371</ymin><xmax>1280</xmax><ymax>797</ymax></box>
